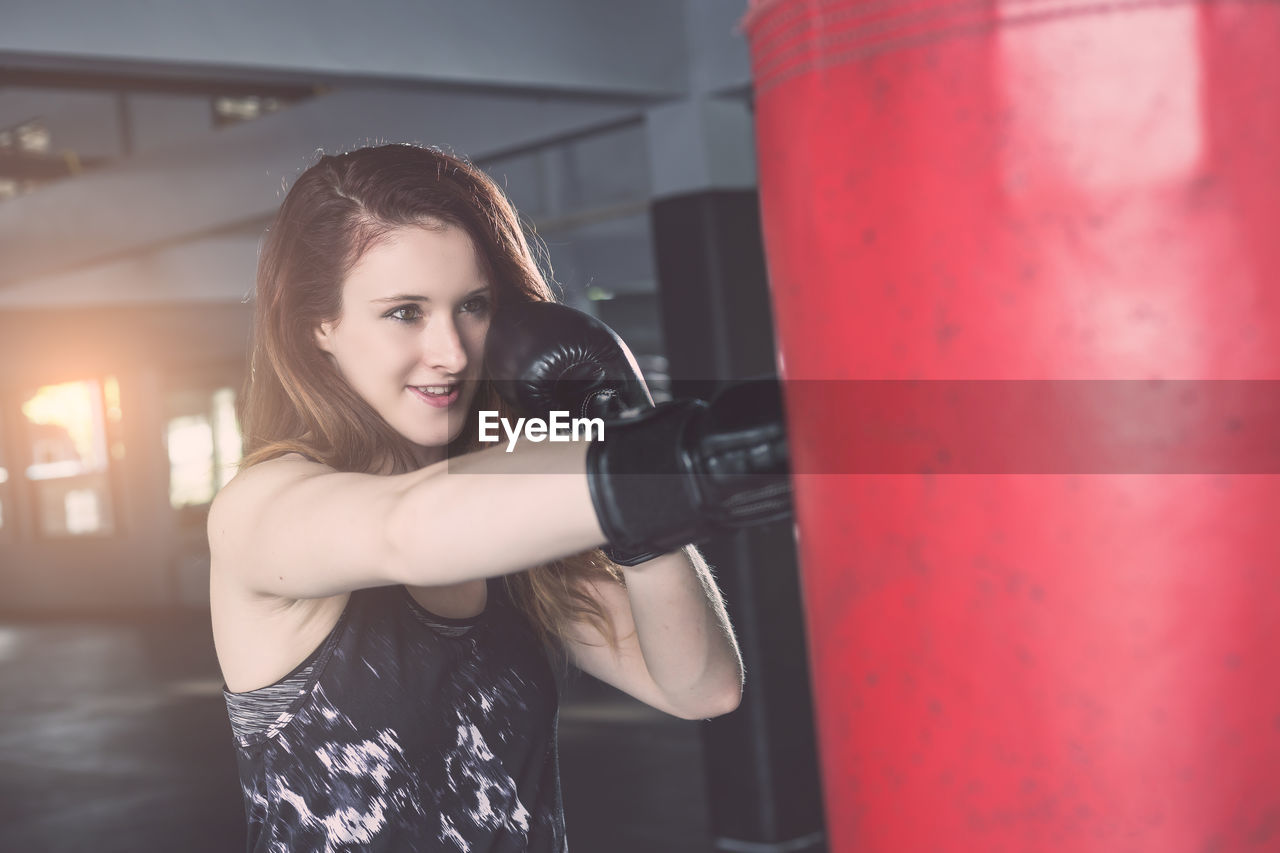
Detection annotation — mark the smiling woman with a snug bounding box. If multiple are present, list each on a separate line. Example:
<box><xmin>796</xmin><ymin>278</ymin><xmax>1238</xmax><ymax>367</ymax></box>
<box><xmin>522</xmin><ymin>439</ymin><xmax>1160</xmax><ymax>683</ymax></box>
<box><xmin>215</xmin><ymin>145</ymin><xmax>638</xmax><ymax>852</ymax></box>
<box><xmin>209</xmin><ymin>143</ymin><xmax>753</xmax><ymax>853</ymax></box>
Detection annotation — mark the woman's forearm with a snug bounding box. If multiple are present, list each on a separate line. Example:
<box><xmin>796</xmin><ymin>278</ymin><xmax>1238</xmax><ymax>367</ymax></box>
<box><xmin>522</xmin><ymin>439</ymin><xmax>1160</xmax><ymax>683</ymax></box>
<box><xmin>621</xmin><ymin>546</ymin><xmax>745</xmax><ymax>718</ymax></box>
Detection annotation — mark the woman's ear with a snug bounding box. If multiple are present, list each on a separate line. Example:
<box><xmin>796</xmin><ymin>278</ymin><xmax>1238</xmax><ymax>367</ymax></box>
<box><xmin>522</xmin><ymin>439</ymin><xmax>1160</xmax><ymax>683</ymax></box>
<box><xmin>314</xmin><ymin>320</ymin><xmax>336</xmax><ymax>354</ymax></box>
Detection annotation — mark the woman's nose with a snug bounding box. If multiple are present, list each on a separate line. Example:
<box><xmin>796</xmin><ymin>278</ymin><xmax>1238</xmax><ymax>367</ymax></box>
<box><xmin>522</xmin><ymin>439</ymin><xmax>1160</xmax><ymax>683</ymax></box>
<box><xmin>421</xmin><ymin>315</ymin><xmax>468</xmax><ymax>374</ymax></box>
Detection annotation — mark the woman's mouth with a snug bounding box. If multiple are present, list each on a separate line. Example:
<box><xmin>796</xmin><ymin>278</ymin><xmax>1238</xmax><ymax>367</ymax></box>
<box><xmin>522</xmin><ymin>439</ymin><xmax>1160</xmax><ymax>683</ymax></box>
<box><xmin>410</xmin><ymin>383</ymin><xmax>460</xmax><ymax>408</ymax></box>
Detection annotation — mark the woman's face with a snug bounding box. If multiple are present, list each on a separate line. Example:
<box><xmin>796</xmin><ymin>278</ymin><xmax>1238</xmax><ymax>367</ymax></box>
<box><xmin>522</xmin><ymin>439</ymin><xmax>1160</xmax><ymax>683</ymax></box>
<box><xmin>316</xmin><ymin>224</ymin><xmax>492</xmax><ymax>462</ymax></box>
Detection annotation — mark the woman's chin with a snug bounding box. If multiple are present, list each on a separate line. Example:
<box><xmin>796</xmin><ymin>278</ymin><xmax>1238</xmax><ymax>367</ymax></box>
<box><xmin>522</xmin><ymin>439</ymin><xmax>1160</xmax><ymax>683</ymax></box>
<box><xmin>406</xmin><ymin>439</ymin><xmax>446</xmax><ymax>465</ymax></box>
<box><xmin>401</xmin><ymin>411</ymin><xmax>471</xmax><ymax>458</ymax></box>
<box><xmin>411</xmin><ymin>430</ymin><xmax>465</xmax><ymax>460</ymax></box>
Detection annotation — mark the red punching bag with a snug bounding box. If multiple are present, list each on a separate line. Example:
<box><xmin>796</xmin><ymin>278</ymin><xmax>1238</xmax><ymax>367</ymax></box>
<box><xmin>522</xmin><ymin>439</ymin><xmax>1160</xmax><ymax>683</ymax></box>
<box><xmin>744</xmin><ymin>1</ymin><xmax>1280</xmax><ymax>851</ymax></box>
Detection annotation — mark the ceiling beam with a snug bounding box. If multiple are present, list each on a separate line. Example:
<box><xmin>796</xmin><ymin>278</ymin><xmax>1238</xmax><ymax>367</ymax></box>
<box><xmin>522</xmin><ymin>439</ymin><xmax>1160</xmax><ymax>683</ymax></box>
<box><xmin>0</xmin><ymin>66</ymin><xmax>317</xmax><ymax>100</ymax></box>
<box><xmin>0</xmin><ymin>232</ymin><xmax>261</xmax><ymax>307</ymax></box>
<box><xmin>1</xmin><ymin>0</ymin><xmax>689</xmax><ymax>99</ymax></box>
<box><xmin>0</xmin><ymin>87</ymin><xmax>644</xmax><ymax>287</ymax></box>
<box><xmin>0</xmin><ymin>148</ymin><xmax>110</xmax><ymax>180</ymax></box>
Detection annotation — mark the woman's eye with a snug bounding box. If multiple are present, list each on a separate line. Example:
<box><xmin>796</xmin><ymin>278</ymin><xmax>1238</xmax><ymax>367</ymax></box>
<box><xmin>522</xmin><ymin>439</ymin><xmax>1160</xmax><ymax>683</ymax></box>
<box><xmin>462</xmin><ymin>295</ymin><xmax>491</xmax><ymax>315</ymax></box>
<box><xmin>387</xmin><ymin>305</ymin><xmax>422</xmax><ymax>323</ymax></box>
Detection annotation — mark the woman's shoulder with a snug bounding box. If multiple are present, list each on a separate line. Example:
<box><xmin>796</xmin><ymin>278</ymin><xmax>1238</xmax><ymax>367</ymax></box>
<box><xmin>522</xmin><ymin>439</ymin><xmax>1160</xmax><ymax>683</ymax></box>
<box><xmin>209</xmin><ymin>454</ymin><xmax>330</xmax><ymax>558</ymax></box>
<box><xmin>207</xmin><ymin>449</ymin><xmax>420</xmax><ymax>602</ymax></box>
<box><xmin>214</xmin><ymin>453</ymin><xmax>327</xmax><ymax>512</ymax></box>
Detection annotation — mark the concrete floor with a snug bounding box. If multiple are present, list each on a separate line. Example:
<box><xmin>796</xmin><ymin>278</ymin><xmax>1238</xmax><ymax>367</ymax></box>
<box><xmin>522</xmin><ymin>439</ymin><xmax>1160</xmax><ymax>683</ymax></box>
<box><xmin>0</xmin><ymin>612</ymin><xmax>712</xmax><ymax>853</ymax></box>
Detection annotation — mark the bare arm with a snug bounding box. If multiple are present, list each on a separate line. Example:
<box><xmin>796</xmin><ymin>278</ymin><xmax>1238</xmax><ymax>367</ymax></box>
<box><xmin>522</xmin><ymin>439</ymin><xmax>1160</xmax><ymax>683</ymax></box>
<box><xmin>208</xmin><ymin>437</ymin><xmax>605</xmax><ymax>600</ymax></box>
<box><xmin>617</xmin><ymin>547</ymin><xmax>744</xmax><ymax>717</ymax></box>
<box><xmin>562</xmin><ymin>546</ymin><xmax>744</xmax><ymax>720</ymax></box>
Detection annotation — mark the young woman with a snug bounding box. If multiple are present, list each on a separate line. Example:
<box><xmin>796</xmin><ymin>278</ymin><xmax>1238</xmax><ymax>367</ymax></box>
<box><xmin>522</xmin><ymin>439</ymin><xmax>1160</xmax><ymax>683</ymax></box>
<box><xmin>209</xmin><ymin>143</ymin><xmax>760</xmax><ymax>852</ymax></box>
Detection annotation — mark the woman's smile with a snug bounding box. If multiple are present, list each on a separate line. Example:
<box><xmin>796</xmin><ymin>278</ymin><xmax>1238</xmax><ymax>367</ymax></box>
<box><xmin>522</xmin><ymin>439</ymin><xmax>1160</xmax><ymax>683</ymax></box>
<box><xmin>409</xmin><ymin>383</ymin><xmax>461</xmax><ymax>408</ymax></box>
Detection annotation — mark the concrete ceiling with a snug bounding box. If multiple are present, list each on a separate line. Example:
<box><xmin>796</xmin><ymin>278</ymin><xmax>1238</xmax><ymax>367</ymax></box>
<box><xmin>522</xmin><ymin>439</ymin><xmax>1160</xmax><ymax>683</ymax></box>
<box><xmin>1</xmin><ymin>0</ymin><xmax>691</xmax><ymax>98</ymax></box>
<box><xmin>0</xmin><ymin>0</ymin><xmax>756</xmax><ymax>307</ymax></box>
<box><xmin>0</xmin><ymin>88</ymin><xmax>644</xmax><ymax>287</ymax></box>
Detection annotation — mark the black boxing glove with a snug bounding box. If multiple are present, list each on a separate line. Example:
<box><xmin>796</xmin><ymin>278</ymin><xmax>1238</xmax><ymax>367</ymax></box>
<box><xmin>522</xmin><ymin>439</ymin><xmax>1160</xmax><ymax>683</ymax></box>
<box><xmin>586</xmin><ymin>377</ymin><xmax>793</xmax><ymax>561</ymax></box>
<box><xmin>484</xmin><ymin>300</ymin><xmax>653</xmax><ymax>421</ymax></box>
<box><xmin>485</xmin><ymin>300</ymin><xmax>663</xmax><ymax>564</ymax></box>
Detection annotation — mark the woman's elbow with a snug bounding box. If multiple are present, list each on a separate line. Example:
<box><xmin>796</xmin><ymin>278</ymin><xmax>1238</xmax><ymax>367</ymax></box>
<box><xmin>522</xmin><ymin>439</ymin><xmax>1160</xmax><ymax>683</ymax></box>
<box><xmin>683</xmin><ymin>684</ymin><xmax>744</xmax><ymax>721</ymax></box>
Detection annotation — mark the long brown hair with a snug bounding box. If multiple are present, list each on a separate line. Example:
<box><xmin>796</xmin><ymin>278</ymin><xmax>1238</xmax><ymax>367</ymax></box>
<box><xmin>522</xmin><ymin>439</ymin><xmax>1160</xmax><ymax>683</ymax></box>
<box><xmin>240</xmin><ymin>143</ymin><xmax>625</xmax><ymax>663</ymax></box>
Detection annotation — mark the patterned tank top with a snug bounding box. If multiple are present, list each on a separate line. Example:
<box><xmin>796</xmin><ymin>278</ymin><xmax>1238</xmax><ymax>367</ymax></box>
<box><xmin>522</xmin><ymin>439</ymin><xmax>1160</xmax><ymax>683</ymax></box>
<box><xmin>223</xmin><ymin>576</ymin><xmax>567</xmax><ymax>852</ymax></box>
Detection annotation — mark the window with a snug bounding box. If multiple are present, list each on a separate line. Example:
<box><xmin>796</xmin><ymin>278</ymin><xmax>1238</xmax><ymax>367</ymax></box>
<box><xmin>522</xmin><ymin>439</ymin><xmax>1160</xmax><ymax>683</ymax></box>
<box><xmin>0</xmin><ymin>421</ymin><xmax>10</xmax><ymax>540</ymax></box>
<box><xmin>166</xmin><ymin>386</ymin><xmax>242</xmax><ymax>511</ymax></box>
<box><xmin>21</xmin><ymin>377</ymin><xmax>121</xmax><ymax>538</ymax></box>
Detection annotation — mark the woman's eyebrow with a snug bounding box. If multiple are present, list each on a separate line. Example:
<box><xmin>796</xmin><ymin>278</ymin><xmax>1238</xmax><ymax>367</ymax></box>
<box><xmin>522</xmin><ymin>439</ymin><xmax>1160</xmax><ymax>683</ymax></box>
<box><xmin>371</xmin><ymin>286</ymin><xmax>490</xmax><ymax>304</ymax></box>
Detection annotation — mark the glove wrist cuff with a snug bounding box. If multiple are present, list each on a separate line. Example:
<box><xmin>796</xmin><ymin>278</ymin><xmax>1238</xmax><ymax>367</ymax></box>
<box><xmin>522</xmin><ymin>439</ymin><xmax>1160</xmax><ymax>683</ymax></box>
<box><xmin>585</xmin><ymin>400</ymin><xmax>708</xmax><ymax>556</ymax></box>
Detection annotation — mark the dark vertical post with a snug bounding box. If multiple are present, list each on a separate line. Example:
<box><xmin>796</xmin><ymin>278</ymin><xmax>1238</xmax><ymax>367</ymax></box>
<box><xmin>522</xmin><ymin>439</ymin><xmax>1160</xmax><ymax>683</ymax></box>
<box><xmin>650</xmin><ymin>189</ymin><xmax>827</xmax><ymax>852</ymax></box>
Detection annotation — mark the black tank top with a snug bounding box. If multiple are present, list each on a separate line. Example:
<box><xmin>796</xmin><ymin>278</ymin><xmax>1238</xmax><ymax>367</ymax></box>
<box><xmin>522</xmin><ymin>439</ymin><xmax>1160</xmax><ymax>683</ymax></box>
<box><xmin>223</xmin><ymin>576</ymin><xmax>567</xmax><ymax>852</ymax></box>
